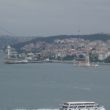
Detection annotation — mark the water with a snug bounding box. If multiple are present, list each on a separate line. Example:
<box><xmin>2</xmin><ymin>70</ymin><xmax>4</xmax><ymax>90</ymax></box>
<box><xmin>0</xmin><ymin>54</ymin><xmax>110</xmax><ymax>110</ymax></box>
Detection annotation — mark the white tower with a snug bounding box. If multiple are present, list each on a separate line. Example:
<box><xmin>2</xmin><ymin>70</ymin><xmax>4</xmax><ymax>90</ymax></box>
<box><xmin>7</xmin><ymin>45</ymin><xmax>11</xmax><ymax>59</ymax></box>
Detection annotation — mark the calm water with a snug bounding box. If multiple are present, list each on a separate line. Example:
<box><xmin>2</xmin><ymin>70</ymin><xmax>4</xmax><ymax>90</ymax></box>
<box><xmin>0</xmin><ymin>54</ymin><xmax>110</xmax><ymax>110</ymax></box>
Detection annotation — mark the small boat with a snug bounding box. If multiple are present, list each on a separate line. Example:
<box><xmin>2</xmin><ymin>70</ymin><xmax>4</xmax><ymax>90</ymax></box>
<box><xmin>60</xmin><ymin>101</ymin><xmax>105</xmax><ymax>110</ymax></box>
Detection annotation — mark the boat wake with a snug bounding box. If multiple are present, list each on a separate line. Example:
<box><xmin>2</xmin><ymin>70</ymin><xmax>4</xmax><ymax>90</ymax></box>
<box><xmin>13</xmin><ymin>108</ymin><xmax>59</xmax><ymax>110</ymax></box>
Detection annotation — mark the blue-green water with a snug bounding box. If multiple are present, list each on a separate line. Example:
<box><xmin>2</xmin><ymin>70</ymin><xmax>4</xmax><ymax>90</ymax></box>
<box><xmin>0</xmin><ymin>54</ymin><xmax>110</xmax><ymax>110</ymax></box>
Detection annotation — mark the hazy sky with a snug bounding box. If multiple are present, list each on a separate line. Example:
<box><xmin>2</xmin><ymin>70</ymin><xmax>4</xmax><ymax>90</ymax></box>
<box><xmin>0</xmin><ymin>0</ymin><xmax>110</xmax><ymax>36</ymax></box>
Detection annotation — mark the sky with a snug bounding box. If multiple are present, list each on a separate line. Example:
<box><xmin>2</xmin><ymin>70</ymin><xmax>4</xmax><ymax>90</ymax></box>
<box><xmin>0</xmin><ymin>0</ymin><xmax>110</xmax><ymax>36</ymax></box>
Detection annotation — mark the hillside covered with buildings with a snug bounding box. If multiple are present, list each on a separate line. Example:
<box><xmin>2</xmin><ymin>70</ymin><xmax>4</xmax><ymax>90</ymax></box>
<box><xmin>3</xmin><ymin>34</ymin><xmax>110</xmax><ymax>63</ymax></box>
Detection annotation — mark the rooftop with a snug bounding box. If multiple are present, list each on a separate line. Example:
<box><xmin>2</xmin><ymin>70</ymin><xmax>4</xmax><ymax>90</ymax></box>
<box><xmin>64</xmin><ymin>102</ymin><xmax>96</xmax><ymax>105</ymax></box>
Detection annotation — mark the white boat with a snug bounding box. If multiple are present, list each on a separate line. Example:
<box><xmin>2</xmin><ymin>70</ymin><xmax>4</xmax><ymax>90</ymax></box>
<box><xmin>60</xmin><ymin>101</ymin><xmax>105</xmax><ymax>110</ymax></box>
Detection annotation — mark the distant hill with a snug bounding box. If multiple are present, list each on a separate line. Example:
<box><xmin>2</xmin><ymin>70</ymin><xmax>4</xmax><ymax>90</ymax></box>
<box><xmin>0</xmin><ymin>35</ymin><xmax>35</xmax><ymax>50</ymax></box>
<box><xmin>13</xmin><ymin>34</ymin><xmax>110</xmax><ymax>51</ymax></box>
<box><xmin>1</xmin><ymin>34</ymin><xmax>110</xmax><ymax>51</ymax></box>
<box><xmin>0</xmin><ymin>35</ymin><xmax>19</xmax><ymax>49</ymax></box>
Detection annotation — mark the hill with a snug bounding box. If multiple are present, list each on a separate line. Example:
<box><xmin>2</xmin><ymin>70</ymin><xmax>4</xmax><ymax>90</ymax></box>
<box><xmin>0</xmin><ymin>35</ymin><xmax>35</xmax><ymax>50</ymax></box>
<box><xmin>13</xmin><ymin>34</ymin><xmax>110</xmax><ymax>51</ymax></box>
<box><xmin>0</xmin><ymin>35</ymin><xmax>19</xmax><ymax>49</ymax></box>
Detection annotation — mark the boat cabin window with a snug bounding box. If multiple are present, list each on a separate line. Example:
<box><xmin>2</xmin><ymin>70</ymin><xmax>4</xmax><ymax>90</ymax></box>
<box><xmin>62</xmin><ymin>106</ymin><xmax>68</xmax><ymax>109</ymax></box>
<box><xmin>69</xmin><ymin>106</ymin><xmax>74</xmax><ymax>108</ymax></box>
<box><xmin>64</xmin><ymin>103</ymin><xmax>69</xmax><ymax>106</ymax></box>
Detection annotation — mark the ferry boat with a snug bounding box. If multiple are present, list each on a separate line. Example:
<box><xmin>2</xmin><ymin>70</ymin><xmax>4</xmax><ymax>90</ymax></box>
<box><xmin>60</xmin><ymin>102</ymin><xmax>105</xmax><ymax>110</ymax></box>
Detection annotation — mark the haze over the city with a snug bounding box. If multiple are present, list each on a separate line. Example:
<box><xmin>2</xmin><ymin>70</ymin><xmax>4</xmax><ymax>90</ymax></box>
<box><xmin>0</xmin><ymin>0</ymin><xmax>110</xmax><ymax>36</ymax></box>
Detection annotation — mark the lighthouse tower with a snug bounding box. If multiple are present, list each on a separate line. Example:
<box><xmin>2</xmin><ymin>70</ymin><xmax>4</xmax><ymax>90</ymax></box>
<box><xmin>7</xmin><ymin>45</ymin><xmax>11</xmax><ymax>59</ymax></box>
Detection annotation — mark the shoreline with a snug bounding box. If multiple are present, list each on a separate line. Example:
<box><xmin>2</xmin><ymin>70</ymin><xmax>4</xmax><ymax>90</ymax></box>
<box><xmin>4</xmin><ymin>59</ymin><xmax>110</xmax><ymax>65</ymax></box>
